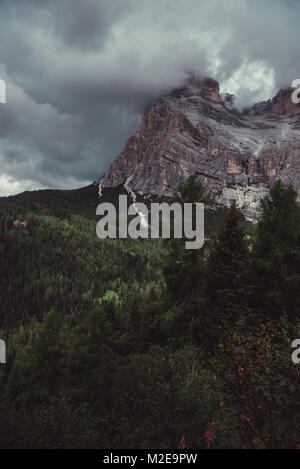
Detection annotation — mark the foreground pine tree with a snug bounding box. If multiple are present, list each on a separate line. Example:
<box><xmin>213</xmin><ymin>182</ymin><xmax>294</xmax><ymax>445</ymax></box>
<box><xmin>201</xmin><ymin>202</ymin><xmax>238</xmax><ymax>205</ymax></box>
<box><xmin>252</xmin><ymin>180</ymin><xmax>300</xmax><ymax>318</ymax></box>
<box><xmin>206</xmin><ymin>201</ymin><xmax>250</xmax><ymax>324</ymax></box>
<box><xmin>164</xmin><ymin>176</ymin><xmax>212</xmax><ymax>304</ymax></box>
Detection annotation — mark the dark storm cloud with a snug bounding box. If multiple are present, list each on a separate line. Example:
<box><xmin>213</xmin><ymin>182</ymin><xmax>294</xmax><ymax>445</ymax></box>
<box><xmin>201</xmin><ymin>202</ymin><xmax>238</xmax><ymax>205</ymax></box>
<box><xmin>27</xmin><ymin>0</ymin><xmax>133</xmax><ymax>51</ymax></box>
<box><xmin>0</xmin><ymin>0</ymin><xmax>299</xmax><ymax>194</ymax></box>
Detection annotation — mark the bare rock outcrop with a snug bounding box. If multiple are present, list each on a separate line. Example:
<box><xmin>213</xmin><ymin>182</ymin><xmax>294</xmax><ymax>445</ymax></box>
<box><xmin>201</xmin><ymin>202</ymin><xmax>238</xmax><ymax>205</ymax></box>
<box><xmin>99</xmin><ymin>77</ymin><xmax>300</xmax><ymax>218</ymax></box>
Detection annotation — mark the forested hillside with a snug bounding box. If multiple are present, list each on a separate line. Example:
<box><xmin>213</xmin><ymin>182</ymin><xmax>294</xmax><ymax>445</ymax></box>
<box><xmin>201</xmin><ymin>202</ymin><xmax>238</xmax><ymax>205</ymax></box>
<box><xmin>0</xmin><ymin>178</ymin><xmax>299</xmax><ymax>448</ymax></box>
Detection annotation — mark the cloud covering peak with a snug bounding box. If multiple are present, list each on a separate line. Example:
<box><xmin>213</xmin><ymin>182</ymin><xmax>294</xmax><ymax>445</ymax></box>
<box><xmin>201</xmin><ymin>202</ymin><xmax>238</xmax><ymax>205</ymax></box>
<box><xmin>0</xmin><ymin>0</ymin><xmax>299</xmax><ymax>194</ymax></box>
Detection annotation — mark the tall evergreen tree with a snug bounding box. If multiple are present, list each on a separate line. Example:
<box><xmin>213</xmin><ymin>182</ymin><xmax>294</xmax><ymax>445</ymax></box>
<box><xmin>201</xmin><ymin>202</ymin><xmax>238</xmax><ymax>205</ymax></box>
<box><xmin>164</xmin><ymin>176</ymin><xmax>212</xmax><ymax>303</ymax></box>
<box><xmin>206</xmin><ymin>201</ymin><xmax>250</xmax><ymax>323</ymax></box>
<box><xmin>252</xmin><ymin>180</ymin><xmax>300</xmax><ymax>317</ymax></box>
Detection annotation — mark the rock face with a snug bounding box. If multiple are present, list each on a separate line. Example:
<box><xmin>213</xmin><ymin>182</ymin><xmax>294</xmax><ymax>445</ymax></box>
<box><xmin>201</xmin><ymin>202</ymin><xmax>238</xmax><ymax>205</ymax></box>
<box><xmin>272</xmin><ymin>87</ymin><xmax>300</xmax><ymax>116</ymax></box>
<box><xmin>99</xmin><ymin>78</ymin><xmax>300</xmax><ymax>219</ymax></box>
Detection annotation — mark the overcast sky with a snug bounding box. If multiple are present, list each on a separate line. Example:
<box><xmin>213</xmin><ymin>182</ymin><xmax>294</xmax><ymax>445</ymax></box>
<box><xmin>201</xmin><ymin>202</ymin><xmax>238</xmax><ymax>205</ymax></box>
<box><xmin>0</xmin><ymin>0</ymin><xmax>299</xmax><ymax>195</ymax></box>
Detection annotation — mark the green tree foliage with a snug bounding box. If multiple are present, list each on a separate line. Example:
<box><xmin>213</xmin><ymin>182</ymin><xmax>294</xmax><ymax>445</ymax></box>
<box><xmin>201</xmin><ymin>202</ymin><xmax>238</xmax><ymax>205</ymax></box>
<box><xmin>253</xmin><ymin>180</ymin><xmax>300</xmax><ymax>317</ymax></box>
<box><xmin>0</xmin><ymin>178</ymin><xmax>299</xmax><ymax>448</ymax></box>
<box><xmin>163</xmin><ymin>177</ymin><xmax>212</xmax><ymax>302</ymax></box>
<box><xmin>206</xmin><ymin>201</ymin><xmax>250</xmax><ymax>326</ymax></box>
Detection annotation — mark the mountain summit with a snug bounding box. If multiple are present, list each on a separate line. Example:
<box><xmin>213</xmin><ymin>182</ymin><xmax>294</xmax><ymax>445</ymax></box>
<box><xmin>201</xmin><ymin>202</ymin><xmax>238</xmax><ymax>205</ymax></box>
<box><xmin>99</xmin><ymin>77</ymin><xmax>300</xmax><ymax>218</ymax></box>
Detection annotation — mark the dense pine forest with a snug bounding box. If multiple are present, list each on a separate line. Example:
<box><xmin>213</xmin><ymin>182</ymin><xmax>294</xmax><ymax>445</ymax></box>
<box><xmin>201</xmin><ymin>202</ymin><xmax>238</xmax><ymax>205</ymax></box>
<box><xmin>0</xmin><ymin>177</ymin><xmax>299</xmax><ymax>449</ymax></box>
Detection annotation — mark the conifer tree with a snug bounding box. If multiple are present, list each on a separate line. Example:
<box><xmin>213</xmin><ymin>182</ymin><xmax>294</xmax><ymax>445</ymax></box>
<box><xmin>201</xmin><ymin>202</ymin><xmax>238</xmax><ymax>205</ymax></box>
<box><xmin>252</xmin><ymin>180</ymin><xmax>300</xmax><ymax>317</ymax></box>
<box><xmin>206</xmin><ymin>200</ymin><xmax>250</xmax><ymax>322</ymax></box>
<box><xmin>164</xmin><ymin>176</ymin><xmax>212</xmax><ymax>303</ymax></box>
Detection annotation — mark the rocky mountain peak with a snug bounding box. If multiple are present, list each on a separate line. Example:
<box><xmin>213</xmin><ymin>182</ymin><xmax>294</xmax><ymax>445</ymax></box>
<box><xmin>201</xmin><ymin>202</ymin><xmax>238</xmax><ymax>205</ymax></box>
<box><xmin>169</xmin><ymin>76</ymin><xmax>221</xmax><ymax>102</ymax></box>
<box><xmin>99</xmin><ymin>77</ymin><xmax>300</xmax><ymax>219</ymax></box>
<box><xmin>272</xmin><ymin>87</ymin><xmax>300</xmax><ymax>115</ymax></box>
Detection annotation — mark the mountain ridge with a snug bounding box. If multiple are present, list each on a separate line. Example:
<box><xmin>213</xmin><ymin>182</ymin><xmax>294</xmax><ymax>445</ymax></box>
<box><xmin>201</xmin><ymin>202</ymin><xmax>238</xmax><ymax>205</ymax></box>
<box><xmin>99</xmin><ymin>77</ymin><xmax>300</xmax><ymax>219</ymax></box>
